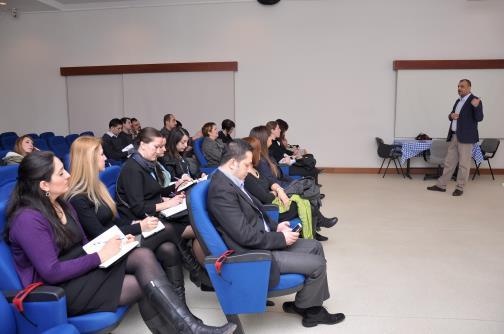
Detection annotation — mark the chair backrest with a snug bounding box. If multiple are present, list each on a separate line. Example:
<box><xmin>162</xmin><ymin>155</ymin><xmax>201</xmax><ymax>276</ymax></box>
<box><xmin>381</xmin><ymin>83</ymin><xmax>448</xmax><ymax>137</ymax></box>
<box><xmin>0</xmin><ymin>165</ymin><xmax>19</xmax><ymax>188</ymax></box>
<box><xmin>428</xmin><ymin>140</ymin><xmax>449</xmax><ymax>165</ymax></box>
<box><xmin>33</xmin><ymin>138</ymin><xmax>49</xmax><ymax>151</ymax></box>
<box><xmin>0</xmin><ymin>149</ymin><xmax>9</xmax><ymax>159</ymax></box>
<box><xmin>187</xmin><ymin>180</ymin><xmax>228</xmax><ymax>257</ymax></box>
<box><xmin>480</xmin><ymin>139</ymin><xmax>500</xmax><ymax>157</ymax></box>
<box><xmin>0</xmin><ymin>182</ymin><xmax>16</xmax><ymax>203</ymax></box>
<box><xmin>0</xmin><ymin>293</ymin><xmax>16</xmax><ymax>334</ymax></box>
<box><xmin>1</xmin><ymin>135</ymin><xmax>18</xmax><ymax>151</ymax></box>
<box><xmin>80</xmin><ymin>131</ymin><xmax>94</xmax><ymax>137</ymax></box>
<box><xmin>0</xmin><ymin>201</ymin><xmax>23</xmax><ymax>291</ymax></box>
<box><xmin>39</xmin><ymin>132</ymin><xmax>55</xmax><ymax>140</ymax></box>
<box><xmin>193</xmin><ymin>137</ymin><xmax>209</xmax><ymax>166</ymax></box>
<box><xmin>47</xmin><ymin>136</ymin><xmax>70</xmax><ymax>160</ymax></box>
<box><xmin>26</xmin><ymin>133</ymin><xmax>39</xmax><ymax>139</ymax></box>
<box><xmin>65</xmin><ymin>134</ymin><xmax>79</xmax><ymax>146</ymax></box>
<box><xmin>1</xmin><ymin>132</ymin><xmax>17</xmax><ymax>138</ymax></box>
<box><xmin>375</xmin><ymin>137</ymin><xmax>395</xmax><ymax>158</ymax></box>
<box><xmin>99</xmin><ymin>166</ymin><xmax>121</xmax><ymax>200</ymax></box>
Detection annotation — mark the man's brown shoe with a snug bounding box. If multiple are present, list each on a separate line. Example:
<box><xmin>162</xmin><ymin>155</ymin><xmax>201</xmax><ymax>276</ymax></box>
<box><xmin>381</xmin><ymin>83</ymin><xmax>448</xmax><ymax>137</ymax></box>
<box><xmin>427</xmin><ymin>185</ymin><xmax>446</xmax><ymax>192</ymax></box>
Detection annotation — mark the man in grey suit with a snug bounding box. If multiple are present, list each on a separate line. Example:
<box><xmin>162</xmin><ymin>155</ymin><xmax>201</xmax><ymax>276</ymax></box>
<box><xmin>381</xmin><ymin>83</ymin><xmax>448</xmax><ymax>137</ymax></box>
<box><xmin>207</xmin><ymin>139</ymin><xmax>345</xmax><ymax>328</ymax></box>
<box><xmin>428</xmin><ymin>79</ymin><xmax>483</xmax><ymax>196</ymax></box>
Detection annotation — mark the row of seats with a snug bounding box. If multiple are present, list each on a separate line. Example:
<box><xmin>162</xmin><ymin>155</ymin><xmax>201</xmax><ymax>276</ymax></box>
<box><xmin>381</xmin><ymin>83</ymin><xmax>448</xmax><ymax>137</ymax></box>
<box><xmin>0</xmin><ymin>131</ymin><xmax>94</xmax><ymax>151</ymax></box>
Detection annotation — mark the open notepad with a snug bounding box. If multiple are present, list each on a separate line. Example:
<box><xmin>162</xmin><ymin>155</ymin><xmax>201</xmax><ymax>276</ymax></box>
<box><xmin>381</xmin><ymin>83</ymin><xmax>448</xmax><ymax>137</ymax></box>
<box><xmin>160</xmin><ymin>200</ymin><xmax>187</xmax><ymax>218</ymax></box>
<box><xmin>175</xmin><ymin>175</ymin><xmax>208</xmax><ymax>193</ymax></box>
<box><xmin>141</xmin><ymin>220</ymin><xmax>165</xmax><ymax>238</ymax></box>
<box><xmin>83</xmin><ymin>225</ymin><xmax>139</xmax><ymax>268</ymax></box>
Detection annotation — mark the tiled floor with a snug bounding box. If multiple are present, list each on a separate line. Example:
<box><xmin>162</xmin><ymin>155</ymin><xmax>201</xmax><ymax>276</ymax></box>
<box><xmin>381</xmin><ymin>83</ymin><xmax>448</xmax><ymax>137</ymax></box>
<box><xmin>114</xmin><ymin>173</ymin><xmax>504</xmax><ymax>333</ymax></box>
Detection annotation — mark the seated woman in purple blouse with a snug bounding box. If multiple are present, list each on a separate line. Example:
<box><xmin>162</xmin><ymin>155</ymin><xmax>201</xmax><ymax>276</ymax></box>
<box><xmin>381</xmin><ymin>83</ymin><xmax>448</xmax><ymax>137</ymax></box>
<box><xmin>5</xmin><ymin>151</ymin><xmax>235</xmax><ymax>334</ymax></box>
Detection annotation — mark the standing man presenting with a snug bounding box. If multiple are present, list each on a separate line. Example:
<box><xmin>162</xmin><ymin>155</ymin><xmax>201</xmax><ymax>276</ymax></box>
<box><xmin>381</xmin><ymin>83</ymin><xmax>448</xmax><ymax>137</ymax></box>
<box><xmin>428</xmin><ymin>79</ymin><xmax>483</xmax><ymax>196</ymax></box>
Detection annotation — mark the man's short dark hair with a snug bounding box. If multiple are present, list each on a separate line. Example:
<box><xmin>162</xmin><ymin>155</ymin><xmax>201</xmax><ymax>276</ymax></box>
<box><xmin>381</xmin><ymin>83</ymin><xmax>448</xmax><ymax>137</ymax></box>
<box><xmin>460</xmin><ymin>79</ymin><xmax>472</xmax><ymax>87</ymax></box>
<box><xmin>163</xmin><ymin>114</ymin><xmax>174</xmax><ymax>125</ymax></box>
<box><xmin>121</xmin><ymin>117</ymin><xmax>131</xmax><ymax>124</ymax></box>
<box><xmin>131</xmin><ymin>118</ymin><xmax>138</xmax><ymax>123</ymax></box>
<box><xmin>221</xmin><ymin>139</ymin><xmax>252</xmax><ymax>165</ymax></box>
<box><xmin>109</xmin><ymin>118</ymin><xmax>122</xmax><ymax>128</ymax></box>
<box><xmin>221</xmin><ymin>119</ymin><xmax>235</xmax><ymax>131</ymax></box>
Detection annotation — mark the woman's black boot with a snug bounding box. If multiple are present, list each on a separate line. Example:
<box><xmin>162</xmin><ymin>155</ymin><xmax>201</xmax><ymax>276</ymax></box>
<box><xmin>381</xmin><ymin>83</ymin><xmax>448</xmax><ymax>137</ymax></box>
<box><xmin>144</xmin><ymin>277</ymin><xmax>237</xmax><ymax>334</ymax></box>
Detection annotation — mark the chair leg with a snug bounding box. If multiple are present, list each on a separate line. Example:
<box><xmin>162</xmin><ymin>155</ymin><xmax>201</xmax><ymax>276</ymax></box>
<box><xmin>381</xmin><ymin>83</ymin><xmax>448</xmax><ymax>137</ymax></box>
<box><xmin>472</xmin><ymin>163</ymin><xmax>480</xmax><ymax>180</ymax></box>
<box><xmin>226</xmin><ymin>314</ymin><xmax>244</xmax><ymax>334</ymax></box>
<box><xmin>488</xmin><ymin>160</ymin><xmax>495</xmax><ymax>180</ymax></box>
<box><xmin>378</xmin><ymin>158</ymin><xmax>386</xmax><ymax>174</ymax></box>
<box><xmin>383</xmin><ymin>159</ymin><xmax>392</xmax><ymax>178</ymax></box>
<box><xmin>392</xmin><ymin>159</ymin><xmax>400</xmax><ymax>175</ymax></box>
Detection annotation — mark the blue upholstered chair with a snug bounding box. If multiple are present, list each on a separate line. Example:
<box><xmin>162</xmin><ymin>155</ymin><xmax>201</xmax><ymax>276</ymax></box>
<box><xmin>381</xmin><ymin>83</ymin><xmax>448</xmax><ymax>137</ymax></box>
<box><xmin>47</xmin><ymin>136</ymin><xmax>70</xmax><ymax>161</ymax></box>
<box><xmin>0</xmin><ymin>201</ymin><xmax>129</xmax><ymax>334</ymax></box>
<box><xmin>33</xmin><ymin>139</ymin><xmax>49</xmax><ymax>151</ymax></box>
<box><xmin>65</xmin><ymin>134</ymin><xmax>79</xmax><ymax>147</ymax></box>
<box><xmin>193</xmin><ymin>137</ymin><xmax>217</xmax><ymax>175</ymax></box>
<box><xmin>39</xmin><ymin>132</ymin><xmax>55</xmax><ymax>141</ymax></box>
<box><xmin>79</xmin><ymin>131</ymin><xmax>94</xmax><ymax>137</ymax></box>
<box><xmin>99</xmin><ymin>165</ymin><xmax>121</xmax><ymax>200</ymax></box>
<box><xmin>187</xmin><ymin>180</ymin><xmax>305</xmax><ymax>333</ymax></box>
<box><xmin>0</xmin><ymin>165</ymin><xmax>19</xmax><ymax>189</ymax></box>
<box><xmin>1</xmin><ymin>135</ymin><xmax>18</xmax><ymax>151</ymax></box>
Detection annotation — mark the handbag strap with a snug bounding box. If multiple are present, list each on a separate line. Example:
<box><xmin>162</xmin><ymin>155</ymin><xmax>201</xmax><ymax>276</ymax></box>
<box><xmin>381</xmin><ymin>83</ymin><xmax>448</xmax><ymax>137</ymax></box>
<box><xmin>13</xmin><ymin>281</ymin><xmax>44</xmax><ymax>327</ymax></box>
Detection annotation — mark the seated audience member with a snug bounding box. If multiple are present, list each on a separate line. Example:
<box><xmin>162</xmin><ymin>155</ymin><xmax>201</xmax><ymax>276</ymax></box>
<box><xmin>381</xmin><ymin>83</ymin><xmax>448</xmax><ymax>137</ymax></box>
<box><xmin>218</xmin><ymin>119</ymin><xmax>235</xmax><ymax>144</ymax></box>
<box><xmin>201</xmin><ymin>122</ymin><xmax>225</xmax><ymax>167</ymax></box>
<box><xmin>117</xmin><ymin>117</ymin><xmax>134</xmax><ymax>148</ymax></box>
<box><xmin>266</xmin><ymin>120</ymin><xmax>320</xmax><ymax>184</ymax></box>
<box><xmin>3</xmin><ymin>135</ymin><xmax>35</xmax><ymax>165</ymax></box>
<box><xmin>207</xmin><ymin>139</ymin><xmax>345</xmax><ymax>328</ymax></box>
<box><xmin>116</xmin><ymin>127</ymin><xmax>210</xmax><ymax>288</ymax></box>
<box><xmin>160</xmin><ymin>127</ymin><xmax>206</xmax><ymax>180</ymax></box>
<box><xmin>102</xmin><ymin>118</ymin><xmax>129</xmax><ymax>162</ymax></box>
<box><xmin>131</xmin><ymin>117</ymin><xmax>141</xmax><ymax>138</ymax></box>
<box><xmin>250</xmin><ymin>126</ymin><xmax>336</xmax><ymax>237</ymax></box>
<box><xmin>66</xmin><ymin>136</ymin><xmax>190</xmax><ymax>302</ymax></box>
<box><xmin>243</xmin><ymin>136</ymin><xmax>334</xmax><ymax>241</ymax></box>
<box><xmin>5</xmin><ymin>151</ymin><xmax>235</xmax><ymax>334</ymax></box>
<box><xmin>160</xmin><ymin>113</ymin><xmax>178</xmax><ymax>139</ymax></box>
<box><xmin>276</xmin><ymin>118</ymin><xmax>306</xmax><ymax>155</ymax></box>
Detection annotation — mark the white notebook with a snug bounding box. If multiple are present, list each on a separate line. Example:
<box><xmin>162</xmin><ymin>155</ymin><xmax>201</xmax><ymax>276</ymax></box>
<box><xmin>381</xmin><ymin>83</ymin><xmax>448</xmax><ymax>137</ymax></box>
<box><xmin>83</xmin><ymin>225</ymin><xmax>139</xmax><ymax>268</ymax></box>
<box><xmin>160</xmin><ymin>200</ymin><xmax>187</xmax><ymax>218</ymax></box>
<box><xmin>141</xmin><ymin>220</ymin><xmax>165</xmax><ymax>238</ymax></box>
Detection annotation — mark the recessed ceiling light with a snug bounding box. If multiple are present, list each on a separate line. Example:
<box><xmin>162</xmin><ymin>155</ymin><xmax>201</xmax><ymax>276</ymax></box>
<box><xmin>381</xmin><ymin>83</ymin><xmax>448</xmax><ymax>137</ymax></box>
<box><xmin>0</xmin><ymin>2</ymin><xmax>7</xmax><ymax>6</ymax></box>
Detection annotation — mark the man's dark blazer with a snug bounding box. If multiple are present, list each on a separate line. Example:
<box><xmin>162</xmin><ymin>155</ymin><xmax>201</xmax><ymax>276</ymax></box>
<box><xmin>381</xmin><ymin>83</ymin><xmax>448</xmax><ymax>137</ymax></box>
<box><xmin>102</xmin><ymin>133</ymin><xmax>128</xmax><ymax>161</ymax></box>
<box><xmin>207</xmin><ymin>169</ymin><xmax>287</xmax><ymax>286</ymax></box>
<box><xmin>447</xmin><ymin>94</ymin><xmax>483</xmax><ymax>144</ymax></box>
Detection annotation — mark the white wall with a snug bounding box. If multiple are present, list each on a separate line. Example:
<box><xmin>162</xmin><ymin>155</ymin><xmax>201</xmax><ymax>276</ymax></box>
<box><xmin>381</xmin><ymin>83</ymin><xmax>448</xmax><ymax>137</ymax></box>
<box><xmin>1</xmin><ymin>0</ymin><xmax>504</xmax><ymax>167</ymax></box>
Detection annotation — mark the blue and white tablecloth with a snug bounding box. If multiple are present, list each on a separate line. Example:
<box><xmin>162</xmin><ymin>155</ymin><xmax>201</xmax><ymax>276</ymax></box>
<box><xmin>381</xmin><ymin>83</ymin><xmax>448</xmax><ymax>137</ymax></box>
<box><xmin>394</xmin><ymin>140</ymin><xmax>484</xmax><ymax>165</ymax></box>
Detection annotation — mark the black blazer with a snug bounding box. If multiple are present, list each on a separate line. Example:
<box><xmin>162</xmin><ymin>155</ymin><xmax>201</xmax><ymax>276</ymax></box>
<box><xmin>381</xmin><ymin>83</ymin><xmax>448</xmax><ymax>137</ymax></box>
<box><xmin>207</xmin><ymin>170</ymin><xmax>286</xmax><ymax>253</ymax></box>
<box><xmin>102</xmin><ymin>133</ymin><xmax>128</xmax><ymax>161</ymax></box>
<box><xmin>447</xmin><ymin>94</ymin><xmax>483</xmax><ymax>144</ymax></box>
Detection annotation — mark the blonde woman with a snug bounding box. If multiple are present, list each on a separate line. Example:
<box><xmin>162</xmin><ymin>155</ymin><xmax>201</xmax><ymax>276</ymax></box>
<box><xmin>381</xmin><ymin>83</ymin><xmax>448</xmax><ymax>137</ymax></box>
<box><xmin>66</xmin><ymin>136</ymin><xmax>190</xmax><ymax>304</ymax></box>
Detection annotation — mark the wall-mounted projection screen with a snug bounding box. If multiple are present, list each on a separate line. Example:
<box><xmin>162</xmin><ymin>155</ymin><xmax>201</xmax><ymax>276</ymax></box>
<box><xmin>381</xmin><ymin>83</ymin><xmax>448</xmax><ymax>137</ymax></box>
<box><xmin>395</xmin><ymin>69</ymin><xmax>504</xmax><ymax>139</ymax></box>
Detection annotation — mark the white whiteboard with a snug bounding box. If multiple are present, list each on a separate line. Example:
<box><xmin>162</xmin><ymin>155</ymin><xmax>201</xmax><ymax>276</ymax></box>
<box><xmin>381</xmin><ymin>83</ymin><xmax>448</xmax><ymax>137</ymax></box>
<box><xmin>395</xmin><ymin>69</ymin><xmax>504</xmax><ymax>139</ymax></box>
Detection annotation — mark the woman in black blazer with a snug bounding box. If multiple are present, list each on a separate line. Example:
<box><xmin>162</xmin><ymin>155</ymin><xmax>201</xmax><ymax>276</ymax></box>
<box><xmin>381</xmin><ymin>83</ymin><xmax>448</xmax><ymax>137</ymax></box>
<box><xmin>115</xmin><ymin>127</ymin><xmax>211</xmax><ymax>289</ymax></box>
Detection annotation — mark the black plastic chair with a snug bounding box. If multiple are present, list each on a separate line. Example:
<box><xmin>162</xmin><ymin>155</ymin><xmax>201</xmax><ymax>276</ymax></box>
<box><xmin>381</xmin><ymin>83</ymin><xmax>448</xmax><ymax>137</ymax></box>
<box><xmin>472</xmin><ymin>139</ymin><xmax>500</xmax><ymax>180</ymax></box>
<box><xmin>375</xmin><ymin>137</ymin><xmax>404</xmax><ymax>178</ymax></box>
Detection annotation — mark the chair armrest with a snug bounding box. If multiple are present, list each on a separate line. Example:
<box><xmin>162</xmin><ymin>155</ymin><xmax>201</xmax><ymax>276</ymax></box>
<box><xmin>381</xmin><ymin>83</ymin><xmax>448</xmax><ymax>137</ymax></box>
<box><xmin>3</xmin><ymin>287</ymin><xmax>69</xmax><ymax>334</ymax></box>
<box><xmin>204</xmin><ymin>251</ymin><xmax>272</xmax><ymax>314</ymax></box>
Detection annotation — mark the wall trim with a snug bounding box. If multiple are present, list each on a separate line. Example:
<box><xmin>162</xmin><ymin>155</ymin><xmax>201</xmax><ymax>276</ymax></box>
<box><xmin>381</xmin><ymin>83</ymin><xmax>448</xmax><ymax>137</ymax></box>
<box><xmin>320</xmin><ymin>167</ymin><xmax>504</xmax><ymax>175</ymax></box>
<box><xmin>393</xmin><ymin>59</ymin><xmax>504</xmax><ymax>70</ymax></box>
<box><xmin>60</xmin><ymin>61</ymin><xmax>238</xmax><ymax>76</ymax></box>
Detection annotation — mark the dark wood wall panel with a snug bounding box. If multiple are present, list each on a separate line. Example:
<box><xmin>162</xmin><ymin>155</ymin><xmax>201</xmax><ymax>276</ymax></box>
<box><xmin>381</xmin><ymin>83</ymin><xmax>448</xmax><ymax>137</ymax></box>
<box><xmin>61</xmin><ymin>61</ymin><xmax>238</xmax><ymax>76</ymax></box>
<box><xmin>393</xmin><ymin>59</ymin><xmax>504</xmax><ymax>70</ymax></box>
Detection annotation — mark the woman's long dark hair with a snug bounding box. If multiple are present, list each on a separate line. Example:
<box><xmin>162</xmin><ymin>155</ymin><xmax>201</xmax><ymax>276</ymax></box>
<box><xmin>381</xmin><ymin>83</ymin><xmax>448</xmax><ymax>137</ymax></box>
<box><xmin>166</xmin><ymin>127</ymin><xmax>189</xmax><ymax>159</ymax></box>
<box><xmin>5</xmin><ymin>151</ymin><xmax>77</xmax><ymax>249</ymax></box>
<box><xmin>249</xmin><ymin>125</ymin><xmax>279</xmax><ymax>177</ymax></box>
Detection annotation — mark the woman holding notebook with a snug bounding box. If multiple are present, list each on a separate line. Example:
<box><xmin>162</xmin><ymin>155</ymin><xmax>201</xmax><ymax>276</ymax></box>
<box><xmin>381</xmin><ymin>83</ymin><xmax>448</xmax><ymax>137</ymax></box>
<box><xmin>5</xmin><ymin>151</ymin><xmax>236</xmax><ymax>334</ymax></box>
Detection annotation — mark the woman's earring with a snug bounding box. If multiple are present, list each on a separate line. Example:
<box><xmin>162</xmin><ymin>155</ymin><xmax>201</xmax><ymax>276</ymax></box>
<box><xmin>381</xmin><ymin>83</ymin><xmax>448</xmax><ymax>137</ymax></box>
<box><xmin>45</xmin><ymin>191</ymin><xmax>50</xmax><ymax>197</ymax></box>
